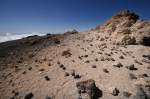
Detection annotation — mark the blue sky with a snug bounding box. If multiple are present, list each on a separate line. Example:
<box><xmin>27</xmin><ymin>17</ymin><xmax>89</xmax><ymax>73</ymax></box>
<box><xmin>0</xmin><ymin>0</ymin><xmax>150</xmax><ymax>34</ymax></box>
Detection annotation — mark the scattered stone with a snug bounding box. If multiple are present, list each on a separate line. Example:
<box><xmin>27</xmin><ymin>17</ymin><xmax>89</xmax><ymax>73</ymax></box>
<box><xmin>92</xmin><ymin>65</ymin><xmax>96</xmax><ymax>68</ymax></box>
<box><xmin>129</xmin><ymin>73</ymin><xmax>137</xmax><ymax>80</ymax></box>
<box><xmin>48</xmin><ymin>63</ymin><xmax>51</xmax><ymax>66</ymax></box>
<box><xmin>147</xmin><ymin>66</ymin><xmax>150</xmax><ymax>69</ymax></box>
<box><xmin>62</xmin><ymin>50</ymin><xmax>72</xmax><ymax>58</ymax></box>
<box><xmin>85</xmin><ymin>60</ymin><xmax>90</xmax><ymax>63</ymax></box>
<box><xmin>134</xmin><ymin>87</ymin><xmax>147</xmax><ymax>99</ymax></box>
<box><xmin>39</xmin><ymin>68</ymin><xmax>45</xmax><ymax>71</ymax></box>
<box><xmin>84</xmin><ymin>55</ymin><xmax>88</xmax><ymax>58</ymax></box>
<box><xmin>110</xmin><ymin>87</ymin><xmax>120</xmax><ymax>96</ymax></box>
<box><xmin>54</xmin><ymin>38</ymin><xmax>60</xmax><ymax>44</ymax></box>
<box><xmin>113</xmin><ymin>62</ymin><xmax>123</xmax><ymax>68</ymax></box>
<box><xmin>62</xmin><ymin>66</ymin><xmax>66</xmax><ymax>70</ymax></box>
<box><xmin>139</xmin><ymin>74</ymin><xmax>149</xmax><ymax>78</ymax></box>
<box><xmin>24</xmin><ymin>92</ymin><xmax>33</xmax><ymax>99</ymax></box>
<box><xmin>103</xmin><ymin>68</ymin><xmax>109</xmax><ymax>73</ymax></box>
<box><xmin>22</xmin><ymin>71</ymin><xmax>26</xmax><ymax>74</ymax></box>
<box><xmin>126</xmin><ymin>64</ymin><xmax>138</xmax><ymax>70</ymax></box>
<box><xmin>123</xmin><ymin>91</ymin><xmax>131</xmax><ymax>97</ymax></box>
<box><xmin>59</xmin><ymin>64</ymin><xmax>66</xmax><ymax>70</ymax></box>
<box><xmin>45</xmin><ymin>96</ymin><xmax>52</xmax><ymax>99</ymax></box>
<box><xmin>119</xmin><ymin>55</ymin><xmax>124</xmax><ymax>59</ymax></box>
<box><xmin>95</xmin><ymin>58</ymin><xmax>98</xmax><ymax>62</ymax></box>
<box><xmin>70</xmin><ymin>69</ymin><xmax>75</xmax><ymax>76</ymax></box>
<box><xmin>76</xmin><ymin>79</ymin><xmax>102</xmax><ymax>99</ymax></box>
<box><xmin>28</xmin><ymin>67</ymin><xmax>32</xmax><ymax>71</ymax></box>
<box><xmin>44</xmin><ymin>76</ymin><xmax>50</xmax><ymax>81</ymax></box>
<box><xmin>100</xmin><ymin>57</ymin><xmax>105</xmax><ymax>61</ymax></box>
<box><xmin>74</xmin><ymin>74</ymin><xmax>81</xmax><ymax>79</ymax></box>
<box><xmin>142</xmin><ymin>54</ymin><xmax>150</xmax><ymax>60</ymax></box>
<box><xmin>110</xmin><ymin>58</ymin><xmax>115</xmax><ymax>61</ymax></box>
<box><xmin>64</xmin><ymin>72</ymin><xmax>69</xmax><ymax>77</ymax></box>
<box><xmin>42</xmin><ymin>57</ymin><xmax>47</xmax><ymax>61</ymax></box>
<box><xmin>57</xmin><ymin>61</ymin><xmax>60</xmax><ymax>64</ymax></box>
<box><xmin>59</xmin><ymin>64</ymin><xmax>64</xmax><ymax>68</ymax></box>
<box><xmin>142</xmin><ymin>59</ymin><xmax>150</xmax><ymax>64</ymax></box>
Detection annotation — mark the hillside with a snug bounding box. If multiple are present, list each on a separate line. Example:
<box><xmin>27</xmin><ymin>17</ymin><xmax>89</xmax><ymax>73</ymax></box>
<box><xmin>0</xmin><ymin>10</ymin><xmax>150</xmax><ymax>99</ymax></box>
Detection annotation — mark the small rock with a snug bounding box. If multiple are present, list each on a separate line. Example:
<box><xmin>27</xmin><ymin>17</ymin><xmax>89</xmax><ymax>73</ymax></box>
<box><xmin>112</xmin><ymin>88</ymin><xmax>120</xmax><ymax>96</ymax></box>
<box><xmin>84</xmin><ymin>55</ymin><xmax>88</xmax><ymax>58</ymax></box>
<box><xmin>64</xmin><ymin>72</ymin><xmax>69</xmax><ymax>77</ymax></box>
<box><xmin>44</xmin><ymin>76</ymin><xmax>50</xmax><ymax>81</ymax></box>
<box><xmin>62</xmin><ymin>50</ymin><xmax>72</xmax><ymax>58</ymax></box>
<box><xmin>126</xmin><ymin>64</ymin><xmax>137</xmax><ymax>70</ymax></box>
<box><xmin>22</xmin><ymin>71</ymin><xmax>26</xmax><ymax>74</ymax></box>
<box><xmin>113</xmin><ymin>62</ymin><xmax>123</xmax><ymax>68</ymax></box>
<box><xmin>123</xmin><ymin>91</ymin><xmax>131</xmax><ymax>97</ymax></box>
<box><xmin>28</xmin><ymin>67</ymin><xmax>32</xmax><ymax>71</ymax></box>
<box><xmin>62</xmin><ymin>66</ymin><xmax>66</xmax><ymax>70</ymax></box>
<box><xmin>24</xmin><ymin>92</ymin><xmax>33</xmax><ymax>99</ymax></box>
<box><xmin>147</xmin><ymin>66</ymin><xmax>150</xmax><ymax>69</ymax></box>
<box><xmin>59</xmin><ymin>64</ymin><xmax>64</xmax><ymax>68</ymax></box>
<box><xmin>139</xmin><ymin>74</ymin><xmax>149</xmax><ymax>78</ymax></box>
<box><xmin>92</xmin><ymin>65</ymin><xmax>96</xmax><ymax>68</ymax></box>
<box><xmin>48</xmin><ymin>63</ymin><xmax>51</xmax><ymax>66</ymax></box>
<box><xmin>85</xmin><ymin>60</ymin><xmax>90</xmax><ymax>63</ymax></box>
<box><xmin>119</xmin><ymin>55</ymin><xmax>124</xmax><ymax>59</ymax></box>
<box><xmin>45</xmin><ymin>96</ymin><xmax>52</xmax><ymax>99</ymax></box>
<box><xmin>129</xmin><ymin>73</ymin><xmax>137</xmax><ymax>80</ymax></box>
<box><xmin>74</xmin><ymin>74</ymin><xmax>81</xmax><ymax>79</ymax></box>
<box><xmin>76</xmin><ymin>79</ymin><xmax>102</xmax><ymax>98</ymax></box>
<box><xmin>103</xmin><ymin>68</ymin><xmax>109</xmax><ymax>73</ymax></box>
<box><xmin>135</xmin><ymin>87</ymin><xmax>147</xmax><ymax>99</ymax></box>
<box><xmin>70</xmin><ymin>69</ymin><xmax>75</xmax><ymax>76</ymax></box>
<box><xmin>95</xmin><ymin>58</ymin><xmax>98</xmax><ymax>62</ymax></box>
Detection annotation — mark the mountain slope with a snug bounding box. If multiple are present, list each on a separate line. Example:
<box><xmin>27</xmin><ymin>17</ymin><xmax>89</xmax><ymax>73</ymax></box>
<box><xmin>0</xmin><ymin>10</ymin><xmax>150</xmax><ymax>99</ymax></box>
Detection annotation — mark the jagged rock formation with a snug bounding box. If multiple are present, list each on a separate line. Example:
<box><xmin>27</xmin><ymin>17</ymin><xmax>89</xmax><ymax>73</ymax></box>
<box><xmin>95</xmin><ymin>10</ymin><xmax>150</xmax><ymax>46</ymax></box>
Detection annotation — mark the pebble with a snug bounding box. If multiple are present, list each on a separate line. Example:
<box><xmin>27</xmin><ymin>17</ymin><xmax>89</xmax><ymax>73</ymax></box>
<box><xmin>45</xmin><ymin>96</ymin><xmax>52</xmax><ymax>99</ymax></box>
<box><xmin>44</xmin><ymin>76</ymin><xmax>50</xmax><ymax>81</ymax></box>
<box><xmin>126</xmin><ymin>64</ymin><xmax>137</xmax><ymax>70</ymax></box>
<box><xmin>103</xmin><ymin>68</ymin><xmax>109</xmax><ymax>73</ymax></box>
<box><xmin>113</xmin><ymin>62</ymin><xmax>123</xmax><ymax>68</ymax></box>
<box><xmin>129</xmin><ymin>73</ymin><xmax>137</xmax><ymax>80</ymax></box>
<box><xmin>92</xmin><ymin>65</ymin><xmax>96</xmax><ymax>68</ymax></box>
<box><xmin>123</xmin><ymin>91</ymin><xmax>131</xmax><ymax>97</ymax></box>
<box><xmin>24</xmin><ymin>92</ymin><xmax>33</xmax><ymax>99</ymax></box>
<box><xmin>64</xmin><ymin>72</ymin><xmax>69</xmax><ymax>77</ymax></box>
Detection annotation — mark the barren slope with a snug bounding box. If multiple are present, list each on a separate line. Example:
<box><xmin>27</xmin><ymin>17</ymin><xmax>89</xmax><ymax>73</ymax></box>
<box><xmin>0</xmin><ymin>10</ymin><xmax>150</xmax><ymax>99</ymax></box>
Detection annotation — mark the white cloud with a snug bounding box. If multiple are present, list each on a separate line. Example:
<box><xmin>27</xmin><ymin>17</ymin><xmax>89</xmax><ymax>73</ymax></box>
<box><xmin>0</xmin><ymin>32</ymin><xmax>46</xmax><ymax>43</ymax></box>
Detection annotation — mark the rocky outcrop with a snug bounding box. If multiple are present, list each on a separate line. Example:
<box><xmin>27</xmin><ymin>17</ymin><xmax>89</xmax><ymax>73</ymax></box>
<box><xmin>95</xmin><ymin>10</ymin><xmax>150</xmax><ymax>46</ymax></box>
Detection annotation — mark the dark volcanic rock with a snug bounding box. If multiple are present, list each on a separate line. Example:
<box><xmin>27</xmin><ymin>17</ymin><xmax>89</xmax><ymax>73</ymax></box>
<box><xmin>111</xmin><ymin>88</ymin><xmax>120</xmax><ymax>96</ymax></box>
<box><xmin>44</xmin><ymin>76</ymin><xmax>50</xmax><ymax>81</ymax></box>
<box><xmin>76</xmin><ymin>79</ymin><xmax>102</xmax><ymax>99</ymax></box>
<box><xmin>24</xmin><ymin>92</ymin><xmax>33</xmax><ymax>99</ymax></box>
<box><xmin>129</xmin><ymin>73</ymin><xmax>137</xmax><ymax>80</ymax></box>
<box><xmin>45</xmin><ymin>96</ymin><xmax>52</xmax><ymax>99</ymax></box>
<box><xmin>62</xmin><ymin>50</ymin><xmax>72</xmax><ymax>58</ymax></box>
<box><xmin>103</xmin><ymin>68</ymin><xmax>109</xmax><ymax>73</ymax></box>
<box><xmin>126</xmin><ymin>64</ymin><xmax>138</xmax><ymax>70</ymax></box>
<box><xmin>134</xmin><ymin>87</ymin><xmax>147</xmax><ymax>99</ymax></box>
<box><xmin>123</xmin><ymin>91</ymin><xmax>131</xmax><ymax>97</ymax></box>
<box><xmin>113</xmin><ymin>62</ymin><xmax>123</xmax><ymax>68</ymax></box>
